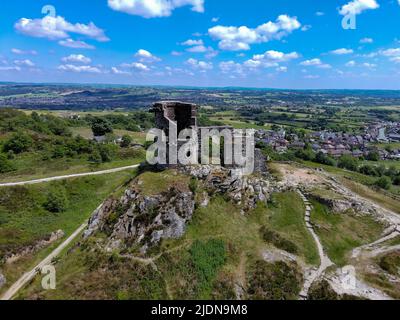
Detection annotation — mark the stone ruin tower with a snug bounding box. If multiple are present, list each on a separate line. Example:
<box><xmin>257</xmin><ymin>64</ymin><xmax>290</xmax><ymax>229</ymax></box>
<box><xmin>151</xmin><ymin>101</ymin><xmax>265</xmax><ymax>173</ymax></box>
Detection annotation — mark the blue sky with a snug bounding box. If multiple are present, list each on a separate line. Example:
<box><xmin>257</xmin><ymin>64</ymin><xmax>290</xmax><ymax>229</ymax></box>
<box><xmin>0</xmin><ymin>0</ymin><xmax>400</xmax><ymax>89</ymax></box>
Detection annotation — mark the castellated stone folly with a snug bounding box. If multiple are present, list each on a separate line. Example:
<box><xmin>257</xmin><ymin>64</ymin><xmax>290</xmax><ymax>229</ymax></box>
<box><xmin>147</xmin><ymin>101</ymin><xmax>257</xmax><ymax>175</ymax></box>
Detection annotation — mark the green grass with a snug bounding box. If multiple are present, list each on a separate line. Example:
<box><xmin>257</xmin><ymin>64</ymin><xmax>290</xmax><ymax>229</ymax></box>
<box><xmin>15</xmin><ymin>188</ymin><xmax>317</xmax><ymax>300</ymax></box>
<box><xmin>303</xmin><ymin>160</ymin><xmax>400</xmax><ymax>209</ymax></box>
<box><xmin>71</xmin><ymin>127</ymin><xmax>147</xmax><ymax>144</ymax></box>
<box><xmin>0</xmin><ymin>170</ymin><xmax>137</xmax><ymax>295</ymax></box>
<box><xmin>136</xmin><ymin>170</ymin><xmax>190</xmax><ymax>196</ymax></box>
<box><xmin>310</xmin><ymin>200</ymin><xmax>384</xmax><ymax>266</ymax></box>
<box><xmin>263</xmin><ymin>192</ymin><xmax>320</xmax><ymax>265</ymax></box>
<box><xmin>0</xmin><ymin>151</ymin><xmax>144</xmax><ymax>183</ymax></box>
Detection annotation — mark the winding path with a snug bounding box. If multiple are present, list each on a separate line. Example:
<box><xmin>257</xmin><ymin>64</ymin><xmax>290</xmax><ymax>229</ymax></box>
<box><xmin>0</xmin><ymin>218</ymin><xmax>91</xmax><ymax>300</ymax></box>
<box><xmin>0</xmin><ymin>164</ymin><xmax>140</xmax><ymax>187</ymax></box>
<box><xmin>298</xmin><ymin>190</ymin><xmax>333</xmax><ymax>300</ymax></box>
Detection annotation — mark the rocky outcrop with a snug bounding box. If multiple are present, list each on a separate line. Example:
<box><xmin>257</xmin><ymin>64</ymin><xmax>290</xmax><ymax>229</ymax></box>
<box><xmin>85</xmin><ymin>187</ymin><xmax>195</xmax><ymax>254</ymax></box>
<box><xmin>4</xmin><ymin>230</ymin><xmax>65</xmax><ymax>264</ymax></box>
<box><xmin>0</xmin><ymin>273</ymin><xmax>6</xmax><ymax>289</ymax></box>
<box><xmin>309</xmin><ymin>192</ymin><xmax>377</xmax><ymax>216</ymax></box>
<box><xmin>84</xmin><ymin>166</ymin><xmax>273</xmax><ymax>254</ymax></box>
<box><xmin>181</xmin><ymin>165</ymin><xmax>272</xmax><ymax>213</ymax></box>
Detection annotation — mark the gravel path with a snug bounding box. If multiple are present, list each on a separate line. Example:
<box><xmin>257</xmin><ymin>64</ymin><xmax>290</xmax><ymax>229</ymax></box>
<box><xmin>298</xmin><ymin>190</ymin><xmax>333</xmax><ymax>299</ymax></box>
<box><xmin>0</xmin><ymin>164</ymin><xmax>140</xmax><ymax>187</ymax></box>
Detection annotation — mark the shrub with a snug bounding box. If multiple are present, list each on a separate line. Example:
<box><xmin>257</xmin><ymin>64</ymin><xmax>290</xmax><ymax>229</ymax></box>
<box><xmin>374</xmin><ymin>176</ymin><xmax>392</xmax><ymax>190</ymax></box>
<box><xmin>43</xmin><ymin>187</ymin><xmax>69</xmax><ymax>213</ymax></box>
<box><xmin>121</xmin><ymin>135</ymin><xmax>133</xmax><ymax>148</ymax></box>
<box><xmin>338</xmin><ymin>155</ymin><xmax>358</xmax><ymax>172</ymax></box>
<box><xmin>246</xmin><ymin>260</ymin><xmax>302</xmax><ymax>300</ymax></box>
<box><xmin>260</xmin><ymin>226</ymin><xmax>298</xmax><ymax>255</ymax></box>
<box><xmin>366</xmin><ymin>151</ymin><xmax>380</xmax><ymax>161</ymax></box>
<box><xmin>3</xmin><ymin>132</ymin><xmax>33</xmax><ymax>154</ymax></box>
<box><xmin>190</xmin><ymin>239</ymin><xmax>227</xmax><ymax>296</ymax></box>
<box><xmin>91</xmin><ymin>118</ymin><xmax>113</xmax><ymax>137</ymax></box>
<box><xmin>379</xmin><ymin>252</ymin><xmax>400</xmax><ymax>275</ymax></box>
<box><xmin>189</xmin><ymin>177</ymin><xmax>198</xmax><ymax>193</ymax></box>
<box><xmin>0</xmin><ymin>153</ymin><xmax>16</xmax><ymax>173</ymax></box>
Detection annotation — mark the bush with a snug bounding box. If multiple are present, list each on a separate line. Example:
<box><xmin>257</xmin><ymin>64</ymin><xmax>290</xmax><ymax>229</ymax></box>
<box><xmin>379</xmin><ymin>252</ymin><xmax>400</xmax><ymax>275</ymax></box>
<box><xmin>43</xmin><ymin>187</ymin><xmax>69</xmax><ymax>213</ymax></box>
<box><xmin>246</xmin><ymin>260</ymin><xmax>302</xmax><ymax>300</ymax></box>
<box><xmin>315</xmin><ymin>152</ymin><xmax>336</xmax><ymax>166</ymax></box>
<box><xmin>91</xmin><ymin>118</ymin><xmax>113</xmax><ymax>137</ymax></box>
<box><xmin>0</xmin><ymin>153</ymin><xmax>16</xmax><ymax>173</ymax></box>
<box><xmin>374</xmin><ymin>176</ymin><xmax>392</xmax><ymax>190</ymax></box>
<box><xmin>121</xmin><ymin>135</ymin><xmax>133</xmax><ymax>148</ymax></box>
<box><xmin>366</xmin><ymin>151</ymin><xmax>380</xmax><ymax>161</ymax></box>
<box><xmin>190</xmin><ymin>239</ymin><xmax>227</xmax><ymax>296</ymax></box>
<box><xmin>260</xmin><ymin>226</ymin><xmax>298</xmax><ymax>255</ymax></box>
<box><xmin>3</xmin><ymin>132</ymin><xmax>33</xmax><ymax>154</ymax></box>
<box><xmin>338</xmin><ymin>155</ymin><xmax>358</xmax><ymax>172</ymax></box>
<box><xmin>189</xmin><ymin>177</ymin><xmax>198</xmax><ymax>193</ymax></box>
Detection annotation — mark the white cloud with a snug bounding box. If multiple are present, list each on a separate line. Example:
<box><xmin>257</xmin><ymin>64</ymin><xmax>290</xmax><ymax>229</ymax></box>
<box><xmin>108</xmin><ymin>0</ymin><xmax>204</xmax><ymax>18</ymax></box>
<box><xmin>244</xmin><ymin>50</ymin><xmax>299</xmax><ymax>68</ymax></box>
<box><xmin>111</xmin><ymin>67</ymin><xmax>132</xmax><ymax>75</ymax></box>
<box><xmin>330</xmin><ymin>48</ymin><xmax>354</xmax><ymax>55</ymax></box>
<box><xmin>11</xmin><ymin>48</ymin><xmax>37</xmax><ymax>55</ymax></box>
<box><xmin>0</xmin><ymin>66</ymin><xmax>21</xmax><ymax>72</ymax></box>
<box><xmin>186</xmin><ymin>45</ymin><xmax>208</xmax><ymax>53</ymax></box>
<box><xmin>316</xmin><ymin>11</ymin><xmax>325</xmax><ymax>16</ymax></box>
<box><xmin>219</xmin><ymin>61</ymin><xmax>243</xmax><ymax>74</ymax></box>
<box><xmin>121</xmin><ymin>62</ymin><xmax>150</xmax><ymax>71</ymax></box>
<box><xmin>58</xmin><ymin>39</ymin><xmax>95</xmax><ymax>49</ymax></box>
<box><xmin>360</xmin><ymin>37</ymin><xmax>373</xmax><ymax>43</ymax></box>
<box><xmin>186</xmin><ymin>58</ymin><xmax>213</xmax><ymax>70</ymax></box>
<box><xmin>339</xmin><ymin>0</ymin><xmax>379</xmax><ymax>16</ymax></box>
<box><xmin>58</xmin><ymin>64</ymin><xmax>102</xmax><ymax>73</ymax></box>
<box><xmin>304</xmin><ymin>75</ymin><xmax>320</xmax><ymax>79</ymax></box>
<box><xmin>134</xmin><ymin>49</ymin><xmax>161</xmax><ymax>62</ymax></box>
<box><xmin>171</xmin><ymin>51</ymin><xmax>183</xmax><ymax>56</ymax></box>
<box><xmin>300</xmin><ymin>58</ymin><xmax>322</xmax><ymax>66</ymax></box>
<box><xmin>61</xmin><ymin>54</ymin><xmax>91</xmax><ymax>64</ymax></box>
<box><xmin>380</xmin><ymin>48</ymin><xmax>400</xmax><ymax>63</ymax></box>
<box><xmin>15</xmin><ymin>16</ymin><xmax>109</xmax><ymax>42</ymax></box>
<box><xmin>212</xmin><ymin>17</ymin><xmax>220</xmax><ymax>22</ymax></box>
<box><xmin>301</xmin><ymin>25</ymin><xmax>312</xmax><ymax>32</ymax></box>
<box><xmin>14</xmin><ymin>59</ymin><xmax>35</xmax><ymax>67</ymax></box>
<box><xmin>300</xmin><ymin>58</ymin><xmax>331</xmax><ymax>69</ymax></box>
<box><xmin>362</xmin><ymin>62</ymin><xmax>377</xmax><ymax>68</ymax></box>
<box><xmin>208</xmin><ymin>15</ymin><xmax>301</xmax><ymax>51</ymax></box>
<box><xmin>276</xmin><ymin>66</ymin><xmax>288</xmax><ymax>72</ymax></box>
<box><xmin>182</xmin><ymin>39</ymin><xmax>204</xmax><ymax>46</ymax></box>
<box><xmin>346</xmin><ymin>60</ymin><xmax>356</xmax><ymax>67</ymax></box>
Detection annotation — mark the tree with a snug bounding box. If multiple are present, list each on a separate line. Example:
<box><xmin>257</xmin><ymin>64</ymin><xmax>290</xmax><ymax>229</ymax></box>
<box><xmin>315</xmin><ymin>152</ymin><xmax>336</xmax><ymax>166</ymax></box>
<box><xmin>338</xmin><ymin>155</ymin><xmax>358</xmax><ymax>172</ymax></box>
<box><xmin>374</xmin><ymin>176</ymin><xmax>392</xmax><ymax>190</ymax></box>
<box><xmin>120</xmin><ymin>135</ymin><xmax>133</xmax><ymax>148</ymax></box>
<box><xmin>91</xmin><ymin>118</ymin><xmax>113</xmax><ymax>137</ymax></box>
<box><xmin>0</xmin><ymin>153</ymin><xmax>16</xmax><ymax>173</ymax></box>
<box><xmin>3</xmin><ymin>132</ymin><xmax>33</xmax><ymax>154</ymax></box>
<box><xmin>366</xmin><ymin>151</ymin><xmax>380</xmax><ymax>162</ymax></box>
<box><xmin>44</xmin><ymin>188</ymin><xmax>69</xmax><ymax>213</ymax></box>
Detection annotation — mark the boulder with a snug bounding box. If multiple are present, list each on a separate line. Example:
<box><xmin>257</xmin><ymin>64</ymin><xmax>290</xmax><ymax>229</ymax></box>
<box><xmin>0</xmin><ymin>273</ymin><xmax>6</xmax><ymax>288</ymax></box>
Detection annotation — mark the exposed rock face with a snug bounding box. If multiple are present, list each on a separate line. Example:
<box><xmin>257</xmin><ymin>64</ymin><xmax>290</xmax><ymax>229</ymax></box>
<box><xmin>85</xmin><ymin>187</ymin><xmax>195</xmax><ymax>254</ymax></box>
<box><xmin>181</xmin><ymin>165</ymin><xmax>272</xmax><ymax>213</ymax></box>
<box><xmin>0</xmin><ymin>273</ymin><xmax>6</xmax><ymax>289</ymax></box>
<box><xmin>84</xmin><ymin>166</ymin><xmax>273</xmax><ymax>254</ymax></box>
<box><xmin>309</xmin><ymin>192</ymin><xmax>386</xmax><ymax>218</ymax></box>
<box><xmin>4</xmin><ymin>230</ymin><xmax>65</xmax><ymax>264</ymax></box>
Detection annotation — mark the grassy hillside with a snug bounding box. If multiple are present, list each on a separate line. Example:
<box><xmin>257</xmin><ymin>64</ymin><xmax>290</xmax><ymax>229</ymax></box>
<box><xmin>16</xmin><ymin>173</ymin><xmax>312</xmax><ymax>301</ymax></box>
<box><xmin>0</xmin><ymin>170</ymin><xmax>137</xmax><ymax>295</ymax></box>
